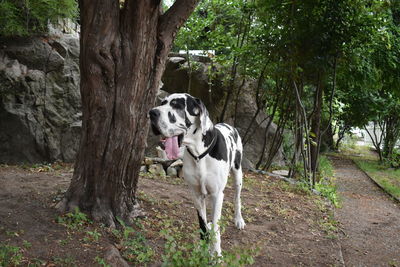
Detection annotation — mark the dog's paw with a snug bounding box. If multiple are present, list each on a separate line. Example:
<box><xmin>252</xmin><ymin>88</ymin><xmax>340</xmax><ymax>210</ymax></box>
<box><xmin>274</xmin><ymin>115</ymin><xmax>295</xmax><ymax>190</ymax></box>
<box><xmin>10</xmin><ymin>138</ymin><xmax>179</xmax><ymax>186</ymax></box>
<box><xmin>235</xmin><ymin>217</ymin><xmax>246</xmax><ymax>230</ymax></box>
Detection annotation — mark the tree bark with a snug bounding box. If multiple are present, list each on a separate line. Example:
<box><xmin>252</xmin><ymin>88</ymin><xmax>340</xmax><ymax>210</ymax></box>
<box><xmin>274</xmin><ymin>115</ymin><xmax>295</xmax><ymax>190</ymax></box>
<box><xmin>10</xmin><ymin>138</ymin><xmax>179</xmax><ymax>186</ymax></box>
<box><xmin>58</xmin><ymin>0</ymin><xmax>199</xmax><ymax>226</ymax></box>
<box><xmin>310</xmin><ymin>81</ymin><xmax>323</xmax><ymax>185</ymax></box>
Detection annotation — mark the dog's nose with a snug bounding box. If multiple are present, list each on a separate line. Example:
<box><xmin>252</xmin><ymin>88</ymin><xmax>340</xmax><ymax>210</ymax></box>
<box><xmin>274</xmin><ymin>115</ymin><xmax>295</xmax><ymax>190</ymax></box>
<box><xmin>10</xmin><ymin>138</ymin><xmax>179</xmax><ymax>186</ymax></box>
<box><xmin>149</xmin><ymin>109</ymin><xmax>160</xmax><ymax>120</ymax></box>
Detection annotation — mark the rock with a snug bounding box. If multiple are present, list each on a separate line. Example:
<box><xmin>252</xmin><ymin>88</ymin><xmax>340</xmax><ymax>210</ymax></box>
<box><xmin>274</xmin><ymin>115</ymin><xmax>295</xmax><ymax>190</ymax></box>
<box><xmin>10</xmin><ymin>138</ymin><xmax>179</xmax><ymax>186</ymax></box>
<box><xmin>169</xmin><ymin>56</ymin><xmax>186</xmax><ymax>65</ymax></box>
<box><xmin>167</xmin><ymin>166</ymin><xmax>178</xmax><ymax>177</ymax></box>
<box><xmin>170</xmin><ymin>159</ymin><xmax>183</xmax><ymax>168</ymax></box>
<box><xmin>140</xmin><ymin>165</ymin><xmax>147</xmax><ymax>173</ymax></box>
<box><xmin>0</xmin><ymin>34</ymin><xmax>81</xmax><ymax>164</ymax></box>
<box><xmin>272</xmin><ymin>170</ymin><xmax>289</xmax><ymax>176</ymax></box>
<box><xmin>148</xmin><ymin>164</ymin><xmax>166</xmax><ymax>176</ymax></box>
<box><xmin>241</xmin><ymin>157</ymin><xmax>254</xmax><ymax>170</ymax></box>
<box><xmin>144</xmin><ymin>157</ymin><xmax>154</xmax><ymax>165</ymax></box>
<box><xmin>104</xmin><ymin>245</ymin><xmax>129</xmax><ymax>267</ymax></box>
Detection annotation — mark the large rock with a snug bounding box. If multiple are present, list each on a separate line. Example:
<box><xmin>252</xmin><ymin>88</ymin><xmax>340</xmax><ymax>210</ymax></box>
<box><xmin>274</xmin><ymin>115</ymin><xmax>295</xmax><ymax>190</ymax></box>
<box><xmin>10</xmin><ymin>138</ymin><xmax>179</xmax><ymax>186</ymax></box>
<box><xmin>0</xmin><ymin>35</ymin><xmax>81</xmax><ymax>164</ymax></box>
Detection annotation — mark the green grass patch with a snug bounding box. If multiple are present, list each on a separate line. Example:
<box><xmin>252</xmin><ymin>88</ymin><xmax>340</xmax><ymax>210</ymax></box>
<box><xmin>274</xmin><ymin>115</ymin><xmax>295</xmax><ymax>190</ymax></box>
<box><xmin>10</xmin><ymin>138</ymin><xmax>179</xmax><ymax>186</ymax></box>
<box><xmin>316</xmin><ymin>155</ymin><xmax>341</xmax><ymax>207</ymax></box>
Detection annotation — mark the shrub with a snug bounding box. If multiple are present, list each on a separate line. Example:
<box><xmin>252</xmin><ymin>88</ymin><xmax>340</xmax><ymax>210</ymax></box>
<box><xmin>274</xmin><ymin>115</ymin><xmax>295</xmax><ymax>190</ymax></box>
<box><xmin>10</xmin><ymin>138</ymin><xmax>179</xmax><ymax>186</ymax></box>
<box><xmin>0</xmin><ymin>0</ymin><xmax>78</xmax><ymax>37</ymax></box>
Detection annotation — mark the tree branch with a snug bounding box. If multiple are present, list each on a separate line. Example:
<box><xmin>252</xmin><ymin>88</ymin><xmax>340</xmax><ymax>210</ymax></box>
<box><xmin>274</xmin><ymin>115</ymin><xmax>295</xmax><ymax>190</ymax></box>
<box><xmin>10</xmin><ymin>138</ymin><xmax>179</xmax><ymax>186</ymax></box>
<box><xmin>159</xmin><ymin>0</ymin><xmax>200</xmax><ymax>42</ymax></box>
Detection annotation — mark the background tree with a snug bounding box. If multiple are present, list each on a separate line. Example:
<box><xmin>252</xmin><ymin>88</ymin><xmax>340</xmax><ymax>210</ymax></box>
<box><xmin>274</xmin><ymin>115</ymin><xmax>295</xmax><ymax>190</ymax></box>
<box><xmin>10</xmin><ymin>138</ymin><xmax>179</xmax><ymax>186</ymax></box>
<box><xmin>57</xmin><ymin>0</ymin><xmax>200</xmax><ymax>226</ymax></box>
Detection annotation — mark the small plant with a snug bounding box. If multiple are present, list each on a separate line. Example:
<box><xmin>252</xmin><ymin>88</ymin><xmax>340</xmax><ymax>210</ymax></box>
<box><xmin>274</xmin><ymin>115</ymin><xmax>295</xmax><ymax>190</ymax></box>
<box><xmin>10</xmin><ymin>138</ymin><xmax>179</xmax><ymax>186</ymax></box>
<box><xmin>56</xmin><ymin>207</ymin><xmax>91</xmax><ymax>229</ymax></box>
<box><xmin>22</xmin><ymin>240</ymin><xmax>32</xmax><ymax>248</ymax></box>
<box><xmin>160</xmin><ymin>225</ymin><xmax>256</xmax><ymax>267</ymax></box>
<box><xmin>84</xmin><ymin>230</ymin><xmax>102</xmax><ymax>242</ymax></box>
<box><xmin>114</xmin><ymin>218</ymin><xmax>154</xmax><ymax>265</ymax></box>
<box><xmin>318</xmin><ymin>212</ymin><xmax>339</xmax><ymax>239</ymax></box>
<box><xmin>94</xmin><ymin>256</ymin><xmax>111</xmax><ymax>267</ymax></box>
<box><xmin>315</xmin><ymin>180</ymin><xmax>341</xmax><ymax>208</ymax></box>
<box><xmin>0</xmin><ymin>244</ymin><xmax>23</xmax><ymax>266</ymax></box>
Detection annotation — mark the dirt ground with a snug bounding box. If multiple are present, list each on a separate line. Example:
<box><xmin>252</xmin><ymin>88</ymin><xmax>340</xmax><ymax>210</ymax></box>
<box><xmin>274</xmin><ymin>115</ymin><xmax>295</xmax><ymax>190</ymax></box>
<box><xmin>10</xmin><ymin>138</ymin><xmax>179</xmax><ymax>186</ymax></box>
<box><xmin>331</xmin><ymin>156</ymin><xmax>400</xmax><ymax>267</ymax></box>
<box><xmin>0</xmin><ymin>163</ymin><xmax>343</xmax><ymax>266</ymax></box>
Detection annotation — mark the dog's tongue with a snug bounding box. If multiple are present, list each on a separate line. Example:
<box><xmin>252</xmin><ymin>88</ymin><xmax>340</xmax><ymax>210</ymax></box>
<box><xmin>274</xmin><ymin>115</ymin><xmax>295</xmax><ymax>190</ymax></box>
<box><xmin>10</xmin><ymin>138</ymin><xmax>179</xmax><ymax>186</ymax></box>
<box><xmin>164</xmin><ymin>136</ymin><xmax>180</xmax><ymax>160</ymax></box>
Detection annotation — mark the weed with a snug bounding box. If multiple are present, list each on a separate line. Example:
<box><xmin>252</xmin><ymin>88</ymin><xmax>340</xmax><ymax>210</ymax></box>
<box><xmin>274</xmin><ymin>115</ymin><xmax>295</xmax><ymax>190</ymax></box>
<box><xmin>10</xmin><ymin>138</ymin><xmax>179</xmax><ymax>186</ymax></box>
<box><xmin>56</xmin><ymin>207</ymin><xmax>91</xmax><ymax>230</ymax></box>
<box><xmin>113</xmin><ymin>218</ymin><xmax>154</xmax><ymax>265</ymax></box>
<box><xmin>22</xmin><ymin>240</ymin><xmax>32</xmax><ymax>248</ymax></box>
<box><xmin>315</xmin><ymin>180</ymin><xmax>341</xmax><ymax>208</ymax></box>
<box><xmin>94</xmin><ymin>256</ymin><xmax>111</xmax><ymax>267</ymax></box>
<box><xmin>318</xmin><ymin>212</ymin><xmax>339</xmax><ymax>239</ymax></box>
<box><xmin>0</xmin><ymin>244</ymin><xmax>23</xmax><ymax>266</ymax></box>
<box><xmin>84</xmin><ymin>230</ymin><xmax>101</xmax><ymax>242</ymax></box>
<box><xmin>160</xmin><ymin>226</ymin><xmax>256</xmax><ymax>267</ymax></box>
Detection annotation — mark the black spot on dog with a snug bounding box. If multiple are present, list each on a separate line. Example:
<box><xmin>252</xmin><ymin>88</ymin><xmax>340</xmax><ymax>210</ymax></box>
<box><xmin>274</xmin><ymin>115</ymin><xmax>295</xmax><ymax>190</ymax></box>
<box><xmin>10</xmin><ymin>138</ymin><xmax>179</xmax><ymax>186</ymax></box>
<box><xmin>233</xmin><ymin>128</ymin><xmax>239</xmax><ymax>143</ymax></box>
<box><xmin>168</xmin><ymin>112</ymin><xmax>176</xmax><ymax>123</ymax></box>
<box><xmin>202</xmin><ymin>128</ymin><xmax>214</xmax><ymax>147</ymax></box>
<box><xmin>186</xmin><ymin>95</ymin><xmax>200</xmax><ymax>116</ymax></box>
<box><xmin>197</xmin><ymin>211</ymin><xmax>209</xmax><ymax>241</ymax></box>
<box><xmin>170</xmin><ymin>98</ymin><xmax>185</xmax><ymax>110</ymax></box>
<box><xmin>185</xmin><ymin>114</ymin><xmax>192</xmax><ymax>128</ymax></box>
<box><xmin>209</xmin><ymin>129</ymin><xmax>228</xmax><ymax>161</ymax></box>
<box><xmin>234</xmin><ymin>150</ymin><xmax>242</xmax><ymax>169</ymax></box>
<box><xmin>161</xmin><ymin>100</ymin><xmax>167</xmax><ymax>105</ymax></box>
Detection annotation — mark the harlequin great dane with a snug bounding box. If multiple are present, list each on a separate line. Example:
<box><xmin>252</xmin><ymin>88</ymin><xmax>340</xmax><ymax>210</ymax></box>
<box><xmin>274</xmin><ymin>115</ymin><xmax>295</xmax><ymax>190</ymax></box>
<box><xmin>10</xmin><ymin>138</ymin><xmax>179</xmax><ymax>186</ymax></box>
<box><xmin>149</xmin><ymin>93</ymin><xmax>245</xmax><ymax>256</ymax></box>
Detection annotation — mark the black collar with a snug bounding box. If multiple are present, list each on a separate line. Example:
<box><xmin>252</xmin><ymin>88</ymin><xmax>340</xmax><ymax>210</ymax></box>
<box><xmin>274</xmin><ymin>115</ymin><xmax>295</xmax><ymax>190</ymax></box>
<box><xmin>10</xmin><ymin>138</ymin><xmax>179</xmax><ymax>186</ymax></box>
<box><xmin>187</xmin><ymin>128</ymin><xmax>217</xmax><ymax>161</ymax></box>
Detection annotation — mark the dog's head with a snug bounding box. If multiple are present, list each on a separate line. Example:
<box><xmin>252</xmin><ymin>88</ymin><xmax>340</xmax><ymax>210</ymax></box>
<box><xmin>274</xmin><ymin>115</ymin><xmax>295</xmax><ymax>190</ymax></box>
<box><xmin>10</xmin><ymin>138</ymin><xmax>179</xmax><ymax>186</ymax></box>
<box><xmin>149</xmin><ymin>93</ymin><xmax>212</xmax><ymax>159</ymax></box>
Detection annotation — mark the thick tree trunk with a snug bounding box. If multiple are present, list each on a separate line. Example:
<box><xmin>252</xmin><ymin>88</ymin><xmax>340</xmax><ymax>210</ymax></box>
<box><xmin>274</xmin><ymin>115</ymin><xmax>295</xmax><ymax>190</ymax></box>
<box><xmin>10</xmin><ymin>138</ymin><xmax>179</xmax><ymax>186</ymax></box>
<box><xmin>57</xmin><ymin>0</ymin><xmax>199</xmax><ymax>226</ymax></box>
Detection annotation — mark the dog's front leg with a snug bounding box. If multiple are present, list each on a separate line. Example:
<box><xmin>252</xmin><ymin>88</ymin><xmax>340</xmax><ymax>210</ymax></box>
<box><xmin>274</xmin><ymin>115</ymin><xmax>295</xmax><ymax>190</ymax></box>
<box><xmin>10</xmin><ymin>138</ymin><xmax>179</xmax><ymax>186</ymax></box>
<box><xmin>190</xmin><ymin>190</ymin><xmax>208</xmax><ymax>240</ymax></box>
<box><xmin>210</xmin><ymin>191</ymin><xmax>224</xmax><ymax>256</ymax></box>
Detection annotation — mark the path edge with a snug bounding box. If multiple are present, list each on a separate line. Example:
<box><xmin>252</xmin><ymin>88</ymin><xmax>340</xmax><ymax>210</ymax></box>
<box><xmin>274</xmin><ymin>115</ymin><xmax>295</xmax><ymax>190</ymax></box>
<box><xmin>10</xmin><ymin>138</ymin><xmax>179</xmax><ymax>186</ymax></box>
<box><xmin>351</xmin><ymin>159</ymin><xmax>400</xmax><ymax>203</ymax></box>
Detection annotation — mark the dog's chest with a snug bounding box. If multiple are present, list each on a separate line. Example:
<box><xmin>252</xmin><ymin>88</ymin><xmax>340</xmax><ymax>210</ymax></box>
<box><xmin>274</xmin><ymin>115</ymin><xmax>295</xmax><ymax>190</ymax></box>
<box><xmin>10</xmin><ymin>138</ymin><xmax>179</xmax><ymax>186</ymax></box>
<box><xmin>182</xmin><ymin>156</ymin><xmax>229</xmax><ymax>195</ymax></box>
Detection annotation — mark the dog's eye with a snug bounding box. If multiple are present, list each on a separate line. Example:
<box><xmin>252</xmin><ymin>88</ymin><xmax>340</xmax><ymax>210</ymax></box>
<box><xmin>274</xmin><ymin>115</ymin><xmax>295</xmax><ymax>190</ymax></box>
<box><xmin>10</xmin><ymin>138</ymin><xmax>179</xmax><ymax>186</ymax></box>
<box><xmin>161</xmin><ymin>100</ymin><xmax>167</xmax><ymax>105</ymax></box>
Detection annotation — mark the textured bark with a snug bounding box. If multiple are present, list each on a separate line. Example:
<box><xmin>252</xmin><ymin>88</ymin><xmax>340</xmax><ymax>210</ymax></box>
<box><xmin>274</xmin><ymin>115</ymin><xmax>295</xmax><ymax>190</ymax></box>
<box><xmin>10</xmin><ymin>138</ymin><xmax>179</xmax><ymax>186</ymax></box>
<box><xmin>58</xmin><ymin>0</ymin><xmax>199</xmax><ymax>226</ymax></box>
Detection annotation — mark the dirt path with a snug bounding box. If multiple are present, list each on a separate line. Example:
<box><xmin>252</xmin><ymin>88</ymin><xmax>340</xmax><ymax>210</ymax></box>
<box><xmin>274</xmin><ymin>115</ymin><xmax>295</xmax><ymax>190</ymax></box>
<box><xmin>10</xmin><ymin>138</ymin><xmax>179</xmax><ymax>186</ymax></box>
<box><xmin>331</xmin><ymin>156</ymin><xmax>400</xmax><ymax>267</ymax></box>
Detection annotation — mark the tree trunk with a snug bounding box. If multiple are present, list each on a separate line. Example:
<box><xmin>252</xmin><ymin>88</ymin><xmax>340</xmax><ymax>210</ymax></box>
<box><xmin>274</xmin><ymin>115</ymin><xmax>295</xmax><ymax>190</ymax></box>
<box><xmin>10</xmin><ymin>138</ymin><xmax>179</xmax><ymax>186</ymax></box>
<box><xmin>57</xmin><ymin>0</ymin><xmax>199</xmax><ymax>226</ymax></box>
<box><xmin>310</xmin><ymin>82</ymin><xmax>323</xmax><ymax>185</ymax></box>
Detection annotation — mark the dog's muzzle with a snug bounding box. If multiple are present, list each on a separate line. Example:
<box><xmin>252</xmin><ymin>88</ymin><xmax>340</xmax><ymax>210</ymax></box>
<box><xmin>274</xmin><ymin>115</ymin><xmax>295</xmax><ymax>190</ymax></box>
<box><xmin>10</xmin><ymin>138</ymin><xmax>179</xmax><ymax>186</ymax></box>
<box><xmin>149</xmin><ymin>108</ymin><xmax>161</xmax><ymax>135</ymax></box>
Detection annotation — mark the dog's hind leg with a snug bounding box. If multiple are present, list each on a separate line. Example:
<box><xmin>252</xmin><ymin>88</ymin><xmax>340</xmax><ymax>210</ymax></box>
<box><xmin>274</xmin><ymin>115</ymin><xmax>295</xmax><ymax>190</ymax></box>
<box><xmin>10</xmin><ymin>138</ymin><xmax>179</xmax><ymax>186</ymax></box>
<box><xmin>210</xmin><ymin>192</ymin><xmax>224</xmax><ymax>256</ymax></box>
<box><xmin>232</xmin><ymin>167</ymin><xmax>246</xmax><ymax>230</ymax></box>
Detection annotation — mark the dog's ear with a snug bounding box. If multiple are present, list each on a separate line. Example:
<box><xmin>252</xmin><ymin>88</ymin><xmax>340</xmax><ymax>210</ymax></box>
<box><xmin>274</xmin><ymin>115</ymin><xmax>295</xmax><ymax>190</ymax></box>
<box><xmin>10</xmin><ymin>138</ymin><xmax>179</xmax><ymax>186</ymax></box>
<box><xmin>195</xmin><ymin>98</ymin><xmax>210</xmax><ymax>134</ymax></box>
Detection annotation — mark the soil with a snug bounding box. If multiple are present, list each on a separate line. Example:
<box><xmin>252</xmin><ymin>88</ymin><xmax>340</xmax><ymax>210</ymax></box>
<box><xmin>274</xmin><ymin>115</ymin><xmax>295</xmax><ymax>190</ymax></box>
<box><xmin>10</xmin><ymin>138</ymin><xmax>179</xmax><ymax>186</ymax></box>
<box><xmin>0</xmin><ymin>163</ymin><xmax>343</xmax><ymax>266</ymax></box>
<box><xmin>331</xmin><ymin>156</ymin><xmax>400</xmax><ymax>267</ymax></box>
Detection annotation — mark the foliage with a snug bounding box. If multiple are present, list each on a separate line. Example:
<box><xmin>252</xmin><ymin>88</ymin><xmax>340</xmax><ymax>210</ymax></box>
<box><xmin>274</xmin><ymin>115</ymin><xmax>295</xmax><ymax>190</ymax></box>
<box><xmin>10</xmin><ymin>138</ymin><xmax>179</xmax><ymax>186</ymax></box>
<box><xmin>0</xmin><ymin>244</ymin><xmax>23</xmax><ymax>266</ymax></box>
<box><xmin>160</xmin><ymin>224</ymin><xmax>256</xmax><ymax>267</ymax></box>
<box><xmin>0</xmin><ymin>0</ymin><xmax>78</xmax><ymax>36</ymax></box>
<box><xmin>174</xmin><ymin>0</ymin><xmax>400</xmax><ymax>185</ymax></box>
<box><xmin>56</xmin><ymin>207</ymin><xmax>91</xmax><ymax>230</ymax></box>
<box><xmin>94</xmin><ymin>256</ymin><xmax>111</xmax><ymax>267</ymax></box>
<box><xmin>387</xmin><ymin>148</ymin><xmax>400</xmax><ymax>168</ymax></box>
<box><xmin>113</xmin><ymin>218</ymin><xmax>154</xmax><ymax>265</ymax></box>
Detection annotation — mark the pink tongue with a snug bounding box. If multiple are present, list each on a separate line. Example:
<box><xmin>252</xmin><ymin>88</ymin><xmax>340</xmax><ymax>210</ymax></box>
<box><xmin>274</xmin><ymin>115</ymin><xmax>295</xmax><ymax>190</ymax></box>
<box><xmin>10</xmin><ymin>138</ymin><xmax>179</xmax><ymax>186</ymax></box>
<box><xmin>164</xmin><ymin>136</ymin><xmax>180</xmax><ymax>160</ymax></box>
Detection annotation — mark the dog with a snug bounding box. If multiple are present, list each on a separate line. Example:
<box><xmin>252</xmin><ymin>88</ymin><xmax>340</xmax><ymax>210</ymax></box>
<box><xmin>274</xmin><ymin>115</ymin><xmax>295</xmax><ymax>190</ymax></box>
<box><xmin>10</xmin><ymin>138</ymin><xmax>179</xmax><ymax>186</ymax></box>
<box><xmin>149</xmin><ymin>93</ymin><xmax>245</xmax><ymax>256</ymax></box>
